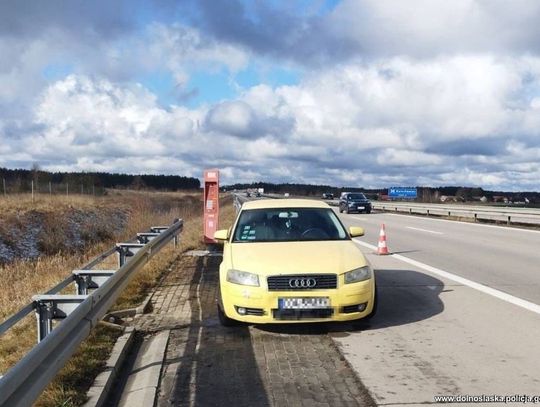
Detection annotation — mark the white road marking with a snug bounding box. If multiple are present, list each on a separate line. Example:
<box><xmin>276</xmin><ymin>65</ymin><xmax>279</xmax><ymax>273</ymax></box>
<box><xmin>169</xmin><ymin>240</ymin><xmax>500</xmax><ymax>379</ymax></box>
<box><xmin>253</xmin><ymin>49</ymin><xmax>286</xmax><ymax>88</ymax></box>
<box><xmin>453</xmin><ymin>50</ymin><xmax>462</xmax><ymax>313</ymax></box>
<box><xmin>189</xmin><ymin>267</ymin><xmax>204</xmax><ymax>407</ymax></box>
<box><xmin>384</xmin><ymin>213</ymin><xmax>540</xmax><ymax>234</ymax></box>
<box><xmin>353</xmin><ymin>239</ymin><xmax>540</xmax><ymax>316</ymax></box>
<box><xmin>405</xmin><ymin>226</ymin><xmax>443</xmax><ymax>235</ymax></box>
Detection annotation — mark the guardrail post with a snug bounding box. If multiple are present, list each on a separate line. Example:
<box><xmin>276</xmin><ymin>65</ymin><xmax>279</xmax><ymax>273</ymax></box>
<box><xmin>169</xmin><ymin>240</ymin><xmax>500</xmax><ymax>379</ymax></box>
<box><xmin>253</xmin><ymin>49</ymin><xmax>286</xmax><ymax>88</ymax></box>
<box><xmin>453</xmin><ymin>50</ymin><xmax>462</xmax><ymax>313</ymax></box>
<box><xmin>35</xmin><ymin>302</ymin><xmax>53</xmax><ymax>343</ymax></box>
<box><xmin>448</xmin><ymin>211</ymin><xmax>451</xmax><ymax>217</ymax></box>
<box><xmin>33</xmin><ymin>296</ymin><xmax>87</xmax><ymax>342</ymax></box>
<box><xmin>116</xmin><ymin>243</ymin><xmax>145</xmax><ymax>268</ymax></box>
<box><xmin>474</xmin><ymin>213</ymin><xmax>478</xmax><ymax>222</ymax></box>
<box><xmin>508</xmin><ymin>216</ymin><xmax>511</xmax><ymax>225</ymax></box>
<box><xmin>427</xmin><ymin>209</ymin><xmax>430</xmax><ymax>217</ymax></box>
<box><xmin>73</xmin><ymin>270</ymin><xmax>116</xmax><ymax>295</ymax></box>
<box><xmin>136</xmin><ymin>232</ymin><xmax>160</xmax><ymax>244</ymax></box>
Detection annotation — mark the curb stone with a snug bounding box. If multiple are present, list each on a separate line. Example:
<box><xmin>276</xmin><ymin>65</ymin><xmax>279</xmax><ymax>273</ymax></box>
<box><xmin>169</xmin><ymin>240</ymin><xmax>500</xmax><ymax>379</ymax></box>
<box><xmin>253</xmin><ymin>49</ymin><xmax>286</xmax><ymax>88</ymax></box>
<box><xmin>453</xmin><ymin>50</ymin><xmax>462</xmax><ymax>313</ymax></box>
<box><xmin>83</xmin><ymin>326</ymin><xmax>136</xmax><ymax>407</ymax></box>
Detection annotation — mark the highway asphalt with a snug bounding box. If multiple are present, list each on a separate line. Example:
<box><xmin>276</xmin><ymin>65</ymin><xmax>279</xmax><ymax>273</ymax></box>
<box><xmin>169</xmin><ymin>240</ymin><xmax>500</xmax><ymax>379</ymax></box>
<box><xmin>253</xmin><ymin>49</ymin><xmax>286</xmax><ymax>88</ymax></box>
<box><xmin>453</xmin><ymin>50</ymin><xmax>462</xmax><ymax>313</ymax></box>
<box><xmin>231</xmin><ymin>194</ymin><xmax>540</xmax><ymax>404</ymax></box>
<box><xmin>336</xmin><ymin>210</ymin><xmax>540</xmax><ymax>405</ymax></box>
<box><xmin>339</xmin><ymin>211</ymin><xmax>540</xmax><ymax>304</ymax></box>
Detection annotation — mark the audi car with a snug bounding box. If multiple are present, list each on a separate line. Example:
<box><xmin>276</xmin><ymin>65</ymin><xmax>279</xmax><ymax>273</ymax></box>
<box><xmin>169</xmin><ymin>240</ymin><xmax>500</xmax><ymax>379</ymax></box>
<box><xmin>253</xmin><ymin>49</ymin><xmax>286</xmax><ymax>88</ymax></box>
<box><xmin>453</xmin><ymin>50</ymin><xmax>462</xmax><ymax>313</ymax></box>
<box><xmin>339</xmin><ymin>192</ymin><xmax>372</xmax><ymax>214</ymax></box>
<box><xmin>214</xmin><ymin>199</ymin><xmax>377</xmax><ymax>325</ymax></box>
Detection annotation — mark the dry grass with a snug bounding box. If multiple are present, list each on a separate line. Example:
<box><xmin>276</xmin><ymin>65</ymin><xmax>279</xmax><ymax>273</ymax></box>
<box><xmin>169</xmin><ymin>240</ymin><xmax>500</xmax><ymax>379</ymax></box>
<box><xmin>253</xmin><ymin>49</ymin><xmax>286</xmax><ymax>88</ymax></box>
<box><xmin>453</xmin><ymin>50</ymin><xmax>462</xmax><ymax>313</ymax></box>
<box><xmin>0</xmin><ymin>193</ymin><xmax>112</xmax><ymax>216</ymax></box>
<box><xmin>0</xmin><ymin>190</ymin><xmax>235</xmax><ymax>406</ymax></box>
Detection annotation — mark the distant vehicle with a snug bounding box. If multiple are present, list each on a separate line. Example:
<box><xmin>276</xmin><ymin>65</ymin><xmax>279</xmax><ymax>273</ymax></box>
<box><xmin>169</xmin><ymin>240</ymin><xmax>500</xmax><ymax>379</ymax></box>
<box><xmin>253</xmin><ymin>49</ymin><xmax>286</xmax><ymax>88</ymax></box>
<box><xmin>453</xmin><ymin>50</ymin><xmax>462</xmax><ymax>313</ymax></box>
<box><xmin>322</xmin><ymin>193</ymin><xmax>334</xmax><ymax>199</ymax></box>
<box><xmin>213</xmin><ymin>199</ymin><xmax>376</xmax><ymax>325</ymax></box>
<box><xmin>339</xmin><ymin>192</ymin><xmax>372</xmax><ymax>214</ymax></box>
<box><xmin>245</xmin><ymin>192</ymin><xmax>251</xmax><ymax>197</ymax></box>
<box><xmin>284</xmin><ymin>193</ymin><xmax>290</xmax><ymax>197</ymax></box>
<box><xmin>255</xmin><ymin>192</ymin><xmax>261</xmax><ymax>197</ymax></box>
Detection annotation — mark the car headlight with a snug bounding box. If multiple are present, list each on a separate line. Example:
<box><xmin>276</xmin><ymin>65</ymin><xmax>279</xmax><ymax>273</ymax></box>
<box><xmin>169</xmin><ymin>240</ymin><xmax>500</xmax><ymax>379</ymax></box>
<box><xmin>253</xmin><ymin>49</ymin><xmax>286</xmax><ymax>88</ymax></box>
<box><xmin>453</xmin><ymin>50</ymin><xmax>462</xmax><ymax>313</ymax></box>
<box><xmin>344</xmin><ymin>266</ymin><xmax>372</xmax><ymax>284</ymax></box>
<box><xmin>226</xmin><ymin>269</ymin><xmax>260</xmax><ymax>286</ymax></box>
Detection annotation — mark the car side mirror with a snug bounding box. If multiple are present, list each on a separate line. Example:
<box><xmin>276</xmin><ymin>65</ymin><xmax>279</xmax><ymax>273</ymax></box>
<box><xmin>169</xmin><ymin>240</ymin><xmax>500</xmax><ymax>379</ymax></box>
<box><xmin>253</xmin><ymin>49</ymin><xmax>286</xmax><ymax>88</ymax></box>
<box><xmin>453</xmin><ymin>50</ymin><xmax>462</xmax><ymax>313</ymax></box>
<box><xmin>214</xmin><ymin>229</ymin><xmax>229</xmax><ymax>242</ymax></box>
<box><xmin>349</xmin><ymin>226</ymin><xmax>364</xmax><ymax>237</ymax></box>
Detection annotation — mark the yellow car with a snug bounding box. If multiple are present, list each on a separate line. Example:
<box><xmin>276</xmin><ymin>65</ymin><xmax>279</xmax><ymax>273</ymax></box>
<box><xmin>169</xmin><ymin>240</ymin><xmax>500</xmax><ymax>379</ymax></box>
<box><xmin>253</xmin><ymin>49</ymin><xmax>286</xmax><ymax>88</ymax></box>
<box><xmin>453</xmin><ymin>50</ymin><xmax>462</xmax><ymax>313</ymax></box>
<box><xmin>214</xmin><ymin>199</ymin><xmax>377</xmax><ymax>325</ymax></box>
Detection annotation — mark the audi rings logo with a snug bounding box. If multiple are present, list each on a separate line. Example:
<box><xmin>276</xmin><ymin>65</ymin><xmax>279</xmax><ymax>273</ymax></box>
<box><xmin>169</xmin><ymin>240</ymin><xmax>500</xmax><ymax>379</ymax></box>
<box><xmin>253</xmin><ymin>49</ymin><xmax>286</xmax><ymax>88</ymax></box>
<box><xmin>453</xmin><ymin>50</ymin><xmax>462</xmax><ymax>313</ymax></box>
<box><xmin>289</xmin><ymin>278</ymin><xmax>317</xmax><ymax>288</ymax></box>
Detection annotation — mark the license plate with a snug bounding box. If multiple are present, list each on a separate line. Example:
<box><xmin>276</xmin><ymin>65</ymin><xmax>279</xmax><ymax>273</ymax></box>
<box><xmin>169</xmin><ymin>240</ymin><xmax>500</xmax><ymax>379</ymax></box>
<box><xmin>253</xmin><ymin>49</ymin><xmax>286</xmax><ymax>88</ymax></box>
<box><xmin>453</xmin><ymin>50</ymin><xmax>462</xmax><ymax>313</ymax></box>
<box><xmin>357</xmin><ymin>206</ymin><xmax>365</xmax><ymax>210</ymax></box>
<box><xmin>278</xmin><ymin>297</ymin><xmax>330</xmax><ymax>309</ymax></box>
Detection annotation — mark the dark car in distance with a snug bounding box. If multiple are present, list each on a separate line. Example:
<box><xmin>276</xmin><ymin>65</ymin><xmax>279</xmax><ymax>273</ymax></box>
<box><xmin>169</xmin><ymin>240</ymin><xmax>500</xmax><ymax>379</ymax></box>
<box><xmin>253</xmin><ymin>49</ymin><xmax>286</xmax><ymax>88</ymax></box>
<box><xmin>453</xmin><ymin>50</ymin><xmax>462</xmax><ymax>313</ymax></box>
<box><xmin>339</xmin><ymin>192</ymin><xmax>372</xmax><ymax>214</ymax></box>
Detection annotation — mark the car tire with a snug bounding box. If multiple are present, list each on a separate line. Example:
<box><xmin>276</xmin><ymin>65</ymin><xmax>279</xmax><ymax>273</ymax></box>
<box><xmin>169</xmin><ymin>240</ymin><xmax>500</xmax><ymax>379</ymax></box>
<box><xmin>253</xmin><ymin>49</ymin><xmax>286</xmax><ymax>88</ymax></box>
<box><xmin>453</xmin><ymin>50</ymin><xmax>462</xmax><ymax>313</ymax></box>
<box><xmin>217</xmin><ymin>304</ymin><xmax>240</xmax><ymax>327</ymax></box>
<box><xmin>346</xmin><ymin>207</ymin><xmax>350</xmax><ymax>214</ymax></box>
<box><xmin>365</xmin><ymin>208</ymin><xmax>371</xmax><ymax>214</ymax></box>
<box><xmin>339</xmin><ymin>206</ymin><xmax>343</xmax><ymax>213</ymax></box>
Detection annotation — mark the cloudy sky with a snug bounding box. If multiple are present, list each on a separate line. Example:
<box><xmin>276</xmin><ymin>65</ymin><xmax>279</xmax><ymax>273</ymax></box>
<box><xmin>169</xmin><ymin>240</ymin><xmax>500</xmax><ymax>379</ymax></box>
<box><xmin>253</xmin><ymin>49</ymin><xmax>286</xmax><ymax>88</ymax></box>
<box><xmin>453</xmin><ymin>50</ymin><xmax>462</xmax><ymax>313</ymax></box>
<box><xmin>1</xmin><ymin>0</ymin><xmax>540</xmax><ymax>190</ymax></box>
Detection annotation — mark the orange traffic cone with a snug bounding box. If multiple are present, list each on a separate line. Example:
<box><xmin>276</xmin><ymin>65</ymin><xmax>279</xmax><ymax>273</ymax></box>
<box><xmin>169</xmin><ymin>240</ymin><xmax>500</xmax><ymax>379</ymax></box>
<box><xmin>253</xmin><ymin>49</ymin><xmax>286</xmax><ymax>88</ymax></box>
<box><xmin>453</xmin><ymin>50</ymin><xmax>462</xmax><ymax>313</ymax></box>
<box><xmin>377</xmin><ymin>224</ymin><xmax>390</xmax><ymax>255</ymax></box>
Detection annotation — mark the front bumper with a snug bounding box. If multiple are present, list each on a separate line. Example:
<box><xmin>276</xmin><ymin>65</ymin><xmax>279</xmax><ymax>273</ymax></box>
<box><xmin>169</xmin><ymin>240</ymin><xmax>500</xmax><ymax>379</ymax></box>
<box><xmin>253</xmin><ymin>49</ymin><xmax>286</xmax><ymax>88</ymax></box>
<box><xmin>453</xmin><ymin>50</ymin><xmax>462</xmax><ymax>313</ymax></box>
<box><xmin>220</xmin><ymin>278</ymin><xmax>375</xmax><ymax>324</ymax></box>
<box><xmin>347</xmin><ymin>202</ymin><xmax>371</xmax><ymax>211</ymax></box>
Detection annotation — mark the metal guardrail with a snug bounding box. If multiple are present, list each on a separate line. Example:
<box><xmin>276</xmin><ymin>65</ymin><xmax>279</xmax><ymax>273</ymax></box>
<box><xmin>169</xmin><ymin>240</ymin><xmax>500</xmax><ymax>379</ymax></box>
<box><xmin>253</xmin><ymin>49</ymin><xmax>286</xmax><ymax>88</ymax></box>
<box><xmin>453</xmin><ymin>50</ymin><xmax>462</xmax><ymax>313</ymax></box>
<box><xmin>264</xmin><ymin>194</ymin><xmax>540</xmax><ymax>226</ymax></box>
<box><xmin>237</xmin><ymin>192</ymin><xmax>540</xmax><ymax>226</ymax></box>
<box><xmin>0</xmin><ymin>219</ymin><xmax>183</xmax><ymax>407</ymax></box>
<box><xmin>371</xmin><ymin>203</ymin><xmax>540</xmax><ymax>225</ymax></box>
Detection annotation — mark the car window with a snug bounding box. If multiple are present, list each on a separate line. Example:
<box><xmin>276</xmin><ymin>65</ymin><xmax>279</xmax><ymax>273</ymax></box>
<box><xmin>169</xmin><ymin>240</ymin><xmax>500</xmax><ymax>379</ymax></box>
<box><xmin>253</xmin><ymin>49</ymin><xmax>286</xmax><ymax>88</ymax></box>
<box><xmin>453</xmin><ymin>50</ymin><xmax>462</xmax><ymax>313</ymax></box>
<box><xmin>347</xmin><ymin>193</ymin><xmax>366</xmax><ymax>200</ymax></box>
<box><xmin>232</xmin><ymin>208</ymin><xmax>349</xmax><ymax>242</ymax></box>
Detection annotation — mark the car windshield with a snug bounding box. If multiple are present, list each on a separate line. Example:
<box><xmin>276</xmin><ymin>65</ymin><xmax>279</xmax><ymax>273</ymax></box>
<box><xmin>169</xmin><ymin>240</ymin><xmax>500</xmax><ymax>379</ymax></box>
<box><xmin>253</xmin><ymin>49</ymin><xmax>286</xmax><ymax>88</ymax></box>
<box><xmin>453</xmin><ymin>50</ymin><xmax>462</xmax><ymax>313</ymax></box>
<box><xmin>347</xmin><ymin>193</ymin><xmax>367</xmax><ymax>200</ymax></box>
<box><xmin>232</xmin><ymin>207</ymin><xmax>349</xmax><ymax>242</ymax></box>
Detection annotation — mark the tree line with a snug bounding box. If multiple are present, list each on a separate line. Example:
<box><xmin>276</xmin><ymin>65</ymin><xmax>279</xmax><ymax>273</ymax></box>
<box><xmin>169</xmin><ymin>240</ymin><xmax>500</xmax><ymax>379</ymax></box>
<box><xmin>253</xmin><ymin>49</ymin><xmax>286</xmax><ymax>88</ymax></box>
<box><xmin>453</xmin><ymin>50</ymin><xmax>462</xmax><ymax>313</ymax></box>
<box><xmin>225</xmin><ymin>182</ymin><xmax>385</xmax><ymax>198</ymax></box>
<box><xmin>225</xmin><ymin>182</ymin><xmax>540</xmax><ymax>203</ymax></box>
<box><xmin>0</xmin><ymin>166</ymin><xmax>200</xmax><ymax>194</ymax></box>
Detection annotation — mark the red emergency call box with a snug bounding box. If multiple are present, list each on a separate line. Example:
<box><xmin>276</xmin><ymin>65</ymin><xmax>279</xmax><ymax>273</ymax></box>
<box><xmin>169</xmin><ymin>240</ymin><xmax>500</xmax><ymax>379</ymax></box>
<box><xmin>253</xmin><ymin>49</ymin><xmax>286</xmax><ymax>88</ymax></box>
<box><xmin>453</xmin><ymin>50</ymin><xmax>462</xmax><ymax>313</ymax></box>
<box><xmin>203</xmin><ymin>169</ymin><xmax>220</xmax><ymax>243</ymax></box>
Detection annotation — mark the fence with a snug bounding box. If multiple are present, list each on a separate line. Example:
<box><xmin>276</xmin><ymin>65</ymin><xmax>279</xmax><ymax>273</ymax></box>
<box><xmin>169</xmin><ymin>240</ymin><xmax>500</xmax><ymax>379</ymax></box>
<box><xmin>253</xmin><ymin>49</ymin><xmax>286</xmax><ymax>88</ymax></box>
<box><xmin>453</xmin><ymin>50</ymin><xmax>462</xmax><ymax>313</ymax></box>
<box><xmin>0</xmin><ymin>218</ymin><xmax>183</xmax><ymax>407</ymax></box>
<box><xmin>1</xmin><ymin>178</ymin><xmax>106</xmax><ymax>197</ymax></box>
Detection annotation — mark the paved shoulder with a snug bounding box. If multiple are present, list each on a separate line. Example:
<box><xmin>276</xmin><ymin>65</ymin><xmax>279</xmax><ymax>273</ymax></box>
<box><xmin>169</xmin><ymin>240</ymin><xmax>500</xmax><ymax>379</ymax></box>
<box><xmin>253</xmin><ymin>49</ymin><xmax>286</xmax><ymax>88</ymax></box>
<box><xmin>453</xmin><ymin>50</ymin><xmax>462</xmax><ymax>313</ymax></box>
<box><xmin>136</xmin><ymin>253</ymin><xmax>375</xmax><ymax>407</ymax></box>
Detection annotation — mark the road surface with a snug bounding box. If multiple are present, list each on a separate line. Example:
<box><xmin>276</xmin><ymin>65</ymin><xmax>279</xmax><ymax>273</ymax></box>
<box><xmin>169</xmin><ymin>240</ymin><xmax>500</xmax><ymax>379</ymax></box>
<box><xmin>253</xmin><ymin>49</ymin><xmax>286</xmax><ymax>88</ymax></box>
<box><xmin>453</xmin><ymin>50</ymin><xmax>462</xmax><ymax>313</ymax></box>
<box><xmin>114</xmin><ymin>195</ymin><xmax>540</xmax><ymax>406</ymax></box>
<box><xmin>334</xmin><ymin>210</ymin><xmax>540</xmax><ymax>405</ymax></box>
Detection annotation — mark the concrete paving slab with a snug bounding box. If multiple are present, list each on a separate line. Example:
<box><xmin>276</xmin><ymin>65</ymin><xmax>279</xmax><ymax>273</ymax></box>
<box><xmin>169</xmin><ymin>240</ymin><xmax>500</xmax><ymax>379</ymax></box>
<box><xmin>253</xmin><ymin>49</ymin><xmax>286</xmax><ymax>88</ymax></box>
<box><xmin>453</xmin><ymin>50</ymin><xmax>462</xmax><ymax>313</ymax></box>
<box><xmin>118</xmin><ymin>330</ymin><xmax>169</xmax><ymax>407</ymax></box>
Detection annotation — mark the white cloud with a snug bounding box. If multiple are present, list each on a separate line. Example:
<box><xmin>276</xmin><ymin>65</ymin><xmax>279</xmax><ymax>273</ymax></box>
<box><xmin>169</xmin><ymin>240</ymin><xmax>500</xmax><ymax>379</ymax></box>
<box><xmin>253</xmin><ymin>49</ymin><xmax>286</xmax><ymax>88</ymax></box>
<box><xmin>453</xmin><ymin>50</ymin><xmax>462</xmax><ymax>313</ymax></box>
<box><xmin>146</xmin><ymin>23</ymin><xmax>249</xmax><ymax>87</ymax></box>
<box><xmin>325</xmin><ymin>0</ymin><xmax>540</xmax><ymax>58</ymax></box>
<box><xmin>2</xmin><ymin>1</ymin><xmax>540</xmax><ymax>190</ymax></box>
<box><xmin>3</xmin><ymin>49</ymin><xmax>540</xmax><ymax>190</ymax></box>
<box><xmin>205</xmin><ymin>101</ymin><xmax>255</xmax><ymax>138</ymax></box>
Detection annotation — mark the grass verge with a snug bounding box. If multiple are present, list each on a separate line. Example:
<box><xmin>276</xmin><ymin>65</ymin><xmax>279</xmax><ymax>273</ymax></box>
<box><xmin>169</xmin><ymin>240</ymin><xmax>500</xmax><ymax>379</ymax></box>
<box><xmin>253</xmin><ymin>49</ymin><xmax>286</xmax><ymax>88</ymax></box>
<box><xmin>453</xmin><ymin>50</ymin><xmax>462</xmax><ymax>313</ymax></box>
<box><xmin>22</xmin><ymin>193</ymin><xmax>235</xmax><ymax>406</ymax></box>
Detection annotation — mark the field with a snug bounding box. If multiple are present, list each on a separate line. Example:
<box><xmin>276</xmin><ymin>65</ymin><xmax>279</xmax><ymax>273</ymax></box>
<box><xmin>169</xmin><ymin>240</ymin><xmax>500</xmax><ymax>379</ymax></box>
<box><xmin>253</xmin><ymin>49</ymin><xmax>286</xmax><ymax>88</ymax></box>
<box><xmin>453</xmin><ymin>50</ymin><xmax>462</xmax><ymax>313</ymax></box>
<box><xmin>0</xmin><ymin>190</ymin><xmax>236</xmax><ymax>406</ymax></box>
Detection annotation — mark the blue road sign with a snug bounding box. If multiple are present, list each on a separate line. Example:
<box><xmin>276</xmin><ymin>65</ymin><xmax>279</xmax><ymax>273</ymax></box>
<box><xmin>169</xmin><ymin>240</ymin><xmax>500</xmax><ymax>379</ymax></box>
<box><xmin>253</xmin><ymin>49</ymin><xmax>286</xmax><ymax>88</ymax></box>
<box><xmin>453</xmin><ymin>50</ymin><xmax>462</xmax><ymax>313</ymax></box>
<box><xmin>389</xmin><ymin>187</ymin><xmax>417</xmax><ymax>199</ymax></box>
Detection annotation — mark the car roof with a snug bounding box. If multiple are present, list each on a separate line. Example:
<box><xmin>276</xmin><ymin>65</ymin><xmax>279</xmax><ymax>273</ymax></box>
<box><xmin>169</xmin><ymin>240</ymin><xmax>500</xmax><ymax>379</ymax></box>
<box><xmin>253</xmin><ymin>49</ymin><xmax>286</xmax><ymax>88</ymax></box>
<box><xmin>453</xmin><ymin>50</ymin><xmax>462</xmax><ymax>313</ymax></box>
<box><xmin>241</xmin><ymin>198</ymin><xmax>330</xmax><ymax>210</ymax></box>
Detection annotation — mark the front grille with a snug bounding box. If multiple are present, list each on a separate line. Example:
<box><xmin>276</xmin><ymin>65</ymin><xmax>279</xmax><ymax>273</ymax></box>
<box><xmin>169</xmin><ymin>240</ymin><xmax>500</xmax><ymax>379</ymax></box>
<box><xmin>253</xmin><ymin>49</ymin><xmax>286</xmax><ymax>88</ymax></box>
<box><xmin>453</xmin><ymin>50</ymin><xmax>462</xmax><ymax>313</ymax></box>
<box><xmin>267</xmin><ymin>274</ymin><xmax>337</xmax><ymax>291</ymax></box>
<box><xmin>272</xmin><ymin>308</ymin><xmax>334</xmax><ymax>320</ymax></box>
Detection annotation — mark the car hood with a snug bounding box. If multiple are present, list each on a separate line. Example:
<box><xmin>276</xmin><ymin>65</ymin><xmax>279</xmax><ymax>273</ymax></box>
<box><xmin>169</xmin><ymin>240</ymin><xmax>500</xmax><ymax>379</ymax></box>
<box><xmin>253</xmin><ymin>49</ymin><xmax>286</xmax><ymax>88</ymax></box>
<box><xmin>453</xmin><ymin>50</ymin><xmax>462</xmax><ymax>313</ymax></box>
<box><xmin>228</xmin><ymin>240</ymin><xmax>367</xmax><ymax>276</ymax></box>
